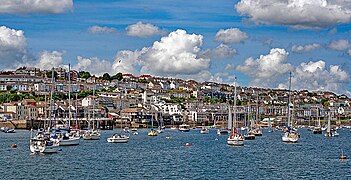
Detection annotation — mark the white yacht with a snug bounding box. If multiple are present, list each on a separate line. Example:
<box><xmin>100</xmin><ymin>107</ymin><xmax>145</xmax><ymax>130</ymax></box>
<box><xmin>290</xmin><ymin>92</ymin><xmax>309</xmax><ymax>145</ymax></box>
<box><xmin>107</xmin><ymin>133</ymin><xmax>129</xmax><ymax>143</ymax></box>
<box><xmin>179</xmin><ymin>124</ymin><xmax>190</xmax><ymax>132</ymax></box>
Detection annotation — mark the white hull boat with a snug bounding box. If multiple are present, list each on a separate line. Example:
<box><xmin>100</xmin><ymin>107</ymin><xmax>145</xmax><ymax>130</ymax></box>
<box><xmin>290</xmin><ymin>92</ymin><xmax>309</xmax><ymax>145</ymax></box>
<box><xmin>227</xmin><ymin>134</ymin><xmax>244</xmax><ymax>146</ymax></box>
<box><xmin>282</xmin><ymin>132</ymin><xmax>299</xmax><ymax>143</ymax></box>
<box><xmin>107</xmin><ymin>134</ymin><xmax>129</xmax><ymax>143</ymax></box>
<box><xmin>59</xmin><ymin>137</ymin><xmax>80</xmax><ymax>146</ymax></box>
<box><xmin>30</xmin><ymin>139</ymin><xmax>59</xmax><ymax>153</ymax></box>
<box><xmin>200</xmin><ymin>128</ymin><xmax>209</xmax><ymax>134</ymax></box>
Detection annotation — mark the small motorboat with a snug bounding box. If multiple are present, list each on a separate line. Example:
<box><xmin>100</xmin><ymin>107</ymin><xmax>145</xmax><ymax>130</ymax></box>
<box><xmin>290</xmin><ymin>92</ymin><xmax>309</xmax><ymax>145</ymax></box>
<box><xmin>200</xmin><ymin>127</ymin><xmax>209</xmax><ymax>134</ymax></box>
<box><xmin>107</xmin><ymin>133</ymin><xmax>129</xmax><ymax>143</ymax></box>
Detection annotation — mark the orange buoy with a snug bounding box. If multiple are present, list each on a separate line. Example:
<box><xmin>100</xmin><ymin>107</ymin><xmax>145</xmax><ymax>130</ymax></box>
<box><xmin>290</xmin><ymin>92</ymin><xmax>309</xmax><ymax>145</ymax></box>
<box><xmin>340</xmin><ymin>155</ymin><xmax>347</xmax><ymax>159</ymax></box>
<box><xmin>185</xmin><ymin>143</ymin><xmax>191</xmax><ymax>146</ymax></box>
<box><xmin>11</xmin><ymin>144</ymin><xmax>17</xmax><ymax>148</ymax></box>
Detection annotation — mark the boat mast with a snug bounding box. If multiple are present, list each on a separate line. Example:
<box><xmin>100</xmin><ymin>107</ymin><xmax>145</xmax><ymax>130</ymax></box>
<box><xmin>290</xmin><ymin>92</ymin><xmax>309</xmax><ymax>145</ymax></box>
<box><xmin>68</xmin><ymin>64</ymin><xmax>71</xmax><ymax>127</ymax></box>
<box><xmin>287</xmin><ymin>72</ymin><xmax>292</xmax><ymax>127</ymax></box>
<box><xmin>49</xmin><ymin>67</ymin><xmax>55</xmax><ymax>128</ymax></box>
<box><xmin>233</xmin><ymin>76</ymin><xmax>237</xmax><ymax>132</ymax></box>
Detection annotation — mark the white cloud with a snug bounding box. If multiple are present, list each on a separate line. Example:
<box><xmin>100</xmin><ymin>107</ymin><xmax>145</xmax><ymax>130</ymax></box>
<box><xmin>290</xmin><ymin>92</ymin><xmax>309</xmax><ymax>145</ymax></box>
<box><xmin>201</xmin><ymin>44</ymin><xmax>237</xmax><ymax>60</ymax></box>
<box><xmin>291</xmin><ymin>43</ymin><xmax>321</xmax><ymax>53</ymax></box>
<box><xmin>235</xmin><ymin>0</ymin><xmax>351</xmax><ymax>29</ymax></box>
<box><xmin>126</xmin><ymin>22</ymin><xmax>163</xmax><ymax>37</ymax></box>
<box><xmin>348</xmin><ymin>49</ymin><xmax>351</xmax><ymax>56</ymax></box>
<box><xmin>73</xmin><ymin>56</ymin><xmax>113</xmax><ymax>76</ymax></box>
<box><xmin>236</xmin><ymin>48</ymin><xmax>293</xmax><ymax>87</ymax></box>
<box><xmin>109</xmin><ymin>29</ymin><xmax>212</xmax><ymax>81</ymax></box>
<box><xmin>0</xmin><ymin>26</ymin><xmax>30</xmax><ymax>69</ymax></box>
<box><xmin>112</xmin><ymin>50</ymin><xmax>144</xmax><ymax>75</ymax></box>
<box><xmin>215</xmin><ymin>28</ymin><xmax>248</xmax><ymax>44</ymax></box>
<box><xmin>328</xmin><ymin>39</ymin><xmax>350</xmax><ymax>51</ymax></box>
<box><xmin>88</xmin><ymin>26</ymin><xmax>117</xmax><ymax>34</ymax></box>
<box><xmin>139</xmin><ymin>29</ymin><xmax>210</xmax><ymax>76</ymax></box>
<box><xmin>36</xmin><ymin>51</ymin><xmax>64</xmax><ymax>70</ymax></box>
<box><xmin>0</xmin><ymin>0</ymin><xmax>73</xmax><ymax>14</ymax></box>
<box><xmin>278</xmin><ymin>60</ymin><xmax>350</xmax><ymax>94</ymax></box>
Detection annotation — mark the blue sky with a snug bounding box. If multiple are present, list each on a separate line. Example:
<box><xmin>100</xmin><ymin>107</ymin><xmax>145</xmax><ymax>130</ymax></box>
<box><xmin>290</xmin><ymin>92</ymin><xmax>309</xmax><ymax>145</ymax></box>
<box><xmin>0</xmin><ymin>0</ymin><xmax>351</xmax><ymax>95</ymax></box>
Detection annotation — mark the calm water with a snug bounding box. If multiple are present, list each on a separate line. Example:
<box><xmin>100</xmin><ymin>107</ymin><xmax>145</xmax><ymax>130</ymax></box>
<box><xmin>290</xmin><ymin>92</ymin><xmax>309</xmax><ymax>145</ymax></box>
<box><xmin>1</xmin><ymin>128</ymin><xmax>351</xmax><ymax>179</ymax></box>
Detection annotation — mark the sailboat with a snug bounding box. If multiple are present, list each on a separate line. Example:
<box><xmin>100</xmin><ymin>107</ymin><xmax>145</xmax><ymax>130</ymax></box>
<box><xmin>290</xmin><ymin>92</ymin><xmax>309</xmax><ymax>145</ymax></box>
<box><xmin>268</xmin><ymin>117</ymin><xmax>273</xmax><ymax>133</ymax></box>
<box><xmin>200</xmin><ymin>126</ymin><xmax>209</xmax><ymax>134</ymax></box>
<box><xmin>227</xmin><ymin>77</ymin><xmax>244</xmax><ymax>146</ymax></box>
<box><xmin>313</xmin><ymin>107</ymin><xmax>322</xmax><ymax>134</ymax></box>
<box><xmin>324</xmin><ymin>111</ymin><xmax>335</xmax><ymax>137</ymax></box>
<box><xmin>218</xmin><ymin>106</ymin><xmax>231</xmax><ymax>135</ymax></box>
<box><xmin>252</xmin><ymin>95</ymin><xmax>262</xmax><ymax>136</ymax></box>
<box><xmin>244</xmin><ymin>105</ymin><xmax>255</xmax><ymax>140</ymax></box>
<box><xmin>30</xmin><ymin>130</ymin><xmax>60</xmax><ymax>153</ymax></box>
<box><xmin>281</xmin><ymin>72</ymin><xmax>299</xmax><ymax>143</ymax></box>
<box><xmin>57</xmin><ymin>64</ymin><xmax>80</xmax><ymax>146</ymax></box>
<box><xmin>148</xmin><ymin>113</ymin><xmax>158</xmax><ymax>136</ymax></box>
<box><xmin>83</xmin><ymin>85</ymin><xmax>101</xmax><ymax>140</ymax></box>
<box><xmin>107</xmin><ymin>118</ymin><xmax>129</xmax><ymax>143</ymax></box>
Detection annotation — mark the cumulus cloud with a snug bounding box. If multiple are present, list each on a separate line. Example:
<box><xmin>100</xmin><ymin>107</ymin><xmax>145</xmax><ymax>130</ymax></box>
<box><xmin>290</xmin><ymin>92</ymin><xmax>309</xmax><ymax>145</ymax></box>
<box><xmin>278</xmin><ymin>61</ymin><xmax>350</xmax><ymax>94</ymax></box>
<box><xmin>36</xmin><ymin>51</ymin><xmax>64</xmax><ymax>70</ymax></box>
<box><xmin>107</xmin><ymin>29</ymin><xmax>212</xmax><ymax>81</ymax></box>
<box><xmin>328</xmin><ymin>39</ymin><xmax>350</xmax><ymax>51</ymax></box>
<box><xmin>0</xmin><ymin>26</ymin><xmax>30</xmax><ymax>69</ymax></box>
<box><xmin>88</xmin><ymin>26</ymin><xmax>117</xmax><ymax>34</ymax></box>
<box><xmin>0</xmin><ymin>0</ymin><xmax>73</xmax><ymax>14</ymax></box>
<box><xmin>236</xmin><ymin>48</ymin><xmax>293</xmax><ymax>87</ymax></box>
<box><xmin>215</xmin><ymin>28</ymin><xmax>248</xmax><ymax>44</ymax></box>
<box><xmin>126</xmin><ymin>22</ymin><xmax>164</xmax><ymax>37</ymax></box>
<box><xmin>235</xmin><ymin>0</ymin><xmax>351</xmax><ymax>29</ymax></box>
<box><xmin>291</xmin><ymin>43</ymin><xmax>321</xmax><ymax>53</ymax></box>
<box><xmin>138</xmin><ymin>29</ymin><xmax>210</xmax><ymax>76</ymax></box>
<box><xmin>73</xmin><ymin>56</ymin><xmax>113</xmax><ymax>76</ymax></box>
<box><xmin>112</xmin><ymin>50</ymin><xmax>144</xmax><ymax>75</ymax></box>
<box><xmin>201</xmin><ymin>44</ymin><xmax>237</xmax><ymax>60</ymax></box>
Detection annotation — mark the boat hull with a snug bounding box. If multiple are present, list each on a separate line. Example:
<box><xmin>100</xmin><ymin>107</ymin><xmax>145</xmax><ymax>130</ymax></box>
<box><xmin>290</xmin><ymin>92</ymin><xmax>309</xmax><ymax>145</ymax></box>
<box><xmin>30</xmin><ymin>140</ymin><xmax>59</xmax><ymax>153</ymax></box>
<box><xmin>200</xmin><ymin>129</ymin><xmax>209</xmax><ymax>134</ymax></box>
<box><xmin>59</xmin><ymin>137</ymin><xmax>80</xmax><ymax>146</ymax></box>
<box><xmin>227</xmin><ymin>139</ymin><xmax>244</xmax><ymax>146</ymax></box>
<box><xmin>107</xmin><ymin>137</ymin><xmax>128</xmax><ymax>143</ymax></box>
<box><xmin>83</xmin><ymin>135</ymin><xmax>100</xmax><ymax>140</ymax></box>
<box><xmin>282</xmin><ymin>135</ymin><xmax>299</xmax><ymax>143</ymax></box>
<box><xmin>244</xmin><ymin>134</ymin><xmax>255</xmax><ymax>140</ymax></box>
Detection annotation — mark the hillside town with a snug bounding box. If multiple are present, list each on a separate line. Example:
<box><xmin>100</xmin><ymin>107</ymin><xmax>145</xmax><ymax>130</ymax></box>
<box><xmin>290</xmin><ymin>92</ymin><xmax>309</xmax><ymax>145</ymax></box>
<box><xmin>0</xmin><ymin>66</ymin><xmax>350</xmax><ymax>129</ymax></box>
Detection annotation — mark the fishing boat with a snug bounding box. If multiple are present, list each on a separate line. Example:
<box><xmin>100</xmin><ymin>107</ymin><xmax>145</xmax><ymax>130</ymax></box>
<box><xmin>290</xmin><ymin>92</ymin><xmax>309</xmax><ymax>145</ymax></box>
<box><xmin>227</xmin><ymin>77</ymin><xmax>244</xmax><ymax>146</ymax></box>
<box><xmin>179</xmin><ymin>124</ymin><xmax>190</xmax><ymax>132</ymax></box>
<box><xmin>200</xmin><ymin>127</ymin><xmax>209</xmax><ymax>134</ymax></box>
<box><xmin>281</xmin><ymin>72</ymin><xmax>299</xmax><ymax>143</ymax></box>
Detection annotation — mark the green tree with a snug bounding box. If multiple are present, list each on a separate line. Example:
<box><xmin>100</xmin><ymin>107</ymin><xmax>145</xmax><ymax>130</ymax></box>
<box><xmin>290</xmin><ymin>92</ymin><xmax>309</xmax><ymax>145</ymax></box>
<box><xmin>79</xmin><ymin>71</ymin><xmax>91</xmax><ymax>79</ymax></box>
<box><xmin>111</xmin><ymin>72</ymin><xmax>123</xmax><ymax>81</ymax></box>
<box><xmin>46</xmin><ymin>70</ymin><xmax>58</xmax><ymax>79</ymax></box>
<box><xmin>102</xmin><ymin>73</ymin><xmax>111</xmax><ymax>81</ymax></box>
<box><xmin>6</xmin><ymin>85</ymin><xmax>12</xmax><ymax>91</ymax></box>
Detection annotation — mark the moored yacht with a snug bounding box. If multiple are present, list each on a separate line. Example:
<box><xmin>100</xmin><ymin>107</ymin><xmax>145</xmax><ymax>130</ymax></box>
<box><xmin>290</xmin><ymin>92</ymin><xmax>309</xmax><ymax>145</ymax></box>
<box><xmin>200</xmin><ymin>127</ymin><xmax>209</xmax><ymax>134</ymax></box>
<box><xmin>107</xmin><ymin>133</ymin><xmax>129</xmax><ymax>143</ymax></box>
<box><xmin>179</xmin><ymin>124</ymin><xmax>190</xmax><ymax>132</ymax></box>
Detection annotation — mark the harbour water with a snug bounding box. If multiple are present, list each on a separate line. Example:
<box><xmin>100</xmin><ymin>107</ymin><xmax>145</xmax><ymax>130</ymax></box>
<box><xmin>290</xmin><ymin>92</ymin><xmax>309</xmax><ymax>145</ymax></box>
<box><xmin>1</xmin><ymin>128</ymin><xmax>351</xmax><ymax>179</ymax></box>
